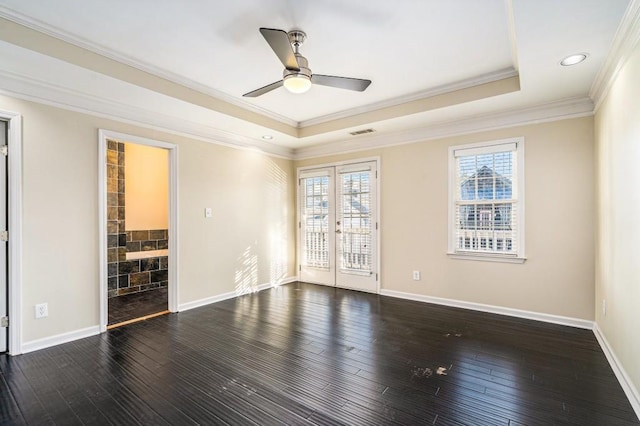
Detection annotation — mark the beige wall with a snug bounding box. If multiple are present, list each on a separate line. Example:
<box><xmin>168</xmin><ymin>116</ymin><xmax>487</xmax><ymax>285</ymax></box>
<box><xmin>595</xmin><ymin>41</ymin><xmax>640</xmax><ymax>400</ymax></box>
<box><xmin>0</xmin><ymin>95</ymin><xmax>296</xmax><ymax>343</ymax></box>
<box><xmin>2</xmin><ymin>90</ymin><xmax>597</xmax><ymax>347</ymax></box>
<box><xmin>297</xmin><ymin>116</ymin><xmax>595</xmax><ymax>320</ymax></box>
<box><xmin>124</xmin><ymin>142</ymin><xmax>169</xmax><ymax>231</ymax></box>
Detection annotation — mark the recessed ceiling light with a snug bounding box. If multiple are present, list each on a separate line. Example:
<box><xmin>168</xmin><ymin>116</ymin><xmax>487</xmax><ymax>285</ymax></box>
<box><xmin>560</xmin><ymin>53</ymin><xmax>588</xmax><ymax>66</ymax></box>
<box><xmin>261</xmin><ymin>135</ymin><xmax>273</xmax><ymax>140</ymax></box>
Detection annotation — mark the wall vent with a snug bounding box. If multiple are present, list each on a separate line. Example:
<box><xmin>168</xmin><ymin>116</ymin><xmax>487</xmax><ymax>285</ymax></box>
<box><xmin>349</xmin><ymin>128</ymin><xmax>376</xmax><ymax>136</ymax></box>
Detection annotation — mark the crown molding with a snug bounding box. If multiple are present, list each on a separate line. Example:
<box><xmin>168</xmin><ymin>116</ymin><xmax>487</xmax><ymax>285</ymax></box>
<box><xmin>0</xmin><ymin>69</ymin><xmax>295</xmax><ymax>159</ymax></box>
<box><xmin>0</xmin><ymin>65</ymin><xmax>594</xmax><ymax>163</ymax></box>
<box><xmin>294</xmin><ymin>96</ymin><xmax>594</xmax><ymax>160</ymax></box>
<box><xmin>590</xmin><ymin>0</ymin><xmax>640</xmax><ymax>111</ymax></box>
<box><xmin>0</xmin><ymin>6</ymin><xmax>298</xmax><ymax>129</ymax></box>
<box><xmin>298</xmin><ymin>68</ymin><xmax>519</xmax><ymax>128</ymax></box>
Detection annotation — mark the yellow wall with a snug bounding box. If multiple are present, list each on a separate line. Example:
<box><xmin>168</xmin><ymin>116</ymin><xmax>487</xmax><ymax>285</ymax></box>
<box><xmin>297</xmin><ymin>116</ymin><xmax>595</xmax><ymax>320</ymax></box>
<box><xmin>124</xmin><ymin>143</ymin><xmax>169</xmax><ymax>230</ymax></box>
<box><xmin>0</xmin><ymin>94</ymin><xmax>297</xmax><ymax>343</ymax></box>
<box><xmin>595</xmin><ymin>40</ymin><xmax>640</xmax><ymax>405</ymax></box>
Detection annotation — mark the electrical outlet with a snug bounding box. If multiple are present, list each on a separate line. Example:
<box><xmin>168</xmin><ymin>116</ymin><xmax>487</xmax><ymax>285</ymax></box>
<box><xmin>204</xmin><ymin>207</ymin><xmax>212</xmax><ymax>218</ymax></box>
<box><xmin>412</xmin><ymin>271</ymin><xmax>421</xmax><ymax>281</ymax></box>
<box><xmin>602</xmin><ymin>299</ymin><xmax>606</xmax><ymax>316</ymax></box>
<box><xmin>35</xmin><ymin>303</ymin><xmax>48</xmax><ymax>319</ymax></box>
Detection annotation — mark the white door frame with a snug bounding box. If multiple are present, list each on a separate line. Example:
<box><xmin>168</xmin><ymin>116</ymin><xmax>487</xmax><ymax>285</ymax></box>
<box><xmin>297</xmin><ymin>157</ymin><xmax>381</xmax><ymax>293</ymax></box>
<box><xmin>98</xmin><ymin>130</ymin><xmax>179</xmax><ymax>332</ymax></box>
<box><xmin>0</xmin><ymin>109</ymin><xmax>23</xmax><ymax>355</ymax></box>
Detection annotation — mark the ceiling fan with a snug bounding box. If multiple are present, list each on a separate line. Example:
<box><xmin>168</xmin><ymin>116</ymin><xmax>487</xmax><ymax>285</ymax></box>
<box><xmin>243</xmin><ymin>28</ymin><xmax>372</xmax><ymax>97</ymax></box>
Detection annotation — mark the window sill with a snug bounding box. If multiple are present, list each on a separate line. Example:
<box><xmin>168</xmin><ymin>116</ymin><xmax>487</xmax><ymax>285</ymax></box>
<box><xmin>447</xmin><ymin>252</ymin><xmax>527</xmax><ymax>264</ymax></box>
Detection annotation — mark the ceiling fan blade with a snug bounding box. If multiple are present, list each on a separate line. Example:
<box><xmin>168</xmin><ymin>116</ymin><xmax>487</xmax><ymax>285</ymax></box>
<box><xmin>259</xmin><ymin>28</ymin><xmax>300</xmax><ymax>71</ymax></box>
<box><xmin>242</xmin><ymin>80</ymin><xmax>284</xmax><ymax>97</ymax></box>
<box><xmin>312</xmin><ymin>74</ymin><xmax>372</xmax><ymax>92</ymax></box>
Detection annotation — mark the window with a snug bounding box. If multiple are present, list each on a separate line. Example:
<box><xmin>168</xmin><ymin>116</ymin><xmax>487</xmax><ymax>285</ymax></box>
<box><xmin>302</xmin><ymin>175</ymin><xmax>330</xmax><ymax>269</ymax></box>
<box><xmin>448</xmin><ymin>138</ymin><xmax>525</xmax><ymax>263</ymax></box>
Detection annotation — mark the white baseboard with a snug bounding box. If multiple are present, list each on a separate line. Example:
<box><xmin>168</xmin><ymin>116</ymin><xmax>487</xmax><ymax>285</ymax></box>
<box><xmin>379</xmin><ymin>289</ymin><xmax>639</xmax><ymax>420</ymax></box>
<box><xmin>18</xmin><ymin>278</ymin><xmax>299</xmax><ymax>354</ymax></box>
<box><xmin>379</xmin><ymin>289</ymin><xmax>594</xmax><ymax>329</ymax></box>
<box><xmin>593</xmin><ymin>323</ymin><xmax>640</xmax><ymax>420</ymax></box>
<box><xmin>21</xmin><ymin>325</ymin><xmax>101</xmax><ymax>354</ymax></box>
<box><xmin>178</xmin><ymin>277</ymin><xmax>297</xmax><ymax>312</ymax></box>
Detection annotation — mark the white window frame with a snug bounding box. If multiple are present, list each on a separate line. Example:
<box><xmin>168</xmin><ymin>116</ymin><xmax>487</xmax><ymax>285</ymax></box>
<box><xmin>447</xmin><ymin>137</ymin><xmax>526</xmax><ymax>263</ymax></box>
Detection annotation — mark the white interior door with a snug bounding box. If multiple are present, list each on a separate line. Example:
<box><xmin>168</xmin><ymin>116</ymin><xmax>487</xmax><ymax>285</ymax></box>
<box><xmin>298</xmin><ymin>161</ymin><xmax>378</xmax><ymax>293</ymax></box>
<box><xmin>0</xmin><ymin>121</ymin><xmax>7</xmax><ymax>352</ymax></box>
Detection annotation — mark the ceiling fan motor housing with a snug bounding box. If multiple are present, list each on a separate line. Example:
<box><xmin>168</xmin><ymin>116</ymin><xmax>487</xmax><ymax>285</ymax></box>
<box><xmin>287</xmin><ymin>30</ymin><xmax>306</xmax><ymax>47</ymax></box>
<box><xmin>285</xmin><ymin>30</ymin><xmax>311</xmax><ymax>79</ymax></box>
<box><xmin>283</xmin><ymin>54</ymin><xmax>312</xmax><ymax>79</ymax></box>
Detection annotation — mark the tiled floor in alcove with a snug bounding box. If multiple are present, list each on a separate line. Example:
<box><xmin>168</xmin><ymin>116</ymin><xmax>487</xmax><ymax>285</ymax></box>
<box><xmin>108</xmin><ymin>287</ymin><xmax>168</xmax><ymax>325</ymax></box>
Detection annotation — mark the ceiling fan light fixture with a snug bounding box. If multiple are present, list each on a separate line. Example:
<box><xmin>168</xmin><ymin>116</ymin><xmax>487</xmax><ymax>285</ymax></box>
<box><xmin>283</xmin><ymin>73</ymin><xmax>312</xmax><ymax>94</ymax></box>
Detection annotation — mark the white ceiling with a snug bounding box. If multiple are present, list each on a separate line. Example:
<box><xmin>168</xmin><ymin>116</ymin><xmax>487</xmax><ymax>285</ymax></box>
<box><xmin>0</xmin><ymin>0</ymin><xmax>632</xmax><ymax>154</ymax></box>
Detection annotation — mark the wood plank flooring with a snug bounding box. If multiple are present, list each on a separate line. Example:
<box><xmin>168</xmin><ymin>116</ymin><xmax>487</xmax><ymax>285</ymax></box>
<box><xmin>1</xmin><ymin>282</ymin><xmax>638</xmax><ymax>425</ymax></box>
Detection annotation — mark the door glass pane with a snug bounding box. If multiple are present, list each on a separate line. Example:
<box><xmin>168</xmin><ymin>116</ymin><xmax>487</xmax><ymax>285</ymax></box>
<box><xmin>302</xmin><ymin>176</ymin><xmax>329</xmax><ymax>268</ymax></box>
<box><xmin>339</xmin><ymin>171</ymin><xmax>372</xmax><ymax>272</ymax></box>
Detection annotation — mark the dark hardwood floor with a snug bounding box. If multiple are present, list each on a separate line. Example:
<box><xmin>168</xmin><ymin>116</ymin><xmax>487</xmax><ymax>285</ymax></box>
<box><xmin>1</xmin><ymin>282</ymin><xmax>638</xmax><ymax>425</ymax></box>
<box><xmin>108</xmin><ymin>287</ymin><xmax>168</xmax><ymax>325</ymax></box>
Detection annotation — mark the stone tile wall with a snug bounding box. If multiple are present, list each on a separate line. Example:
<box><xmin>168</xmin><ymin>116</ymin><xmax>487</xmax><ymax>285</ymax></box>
<box><xmin>106</xmin><ymin>140</ymin><xmax>126</xmax><ymax>298</ymax></box>
<box><xmin>126</xmin><ymin>229</ymin><xmax>168</xmax><ymax>253</ymax></box>
<box><xmin>112</xmin><ymin>255</ymin><xmax>168</xmax><ymax>296</ymax></box>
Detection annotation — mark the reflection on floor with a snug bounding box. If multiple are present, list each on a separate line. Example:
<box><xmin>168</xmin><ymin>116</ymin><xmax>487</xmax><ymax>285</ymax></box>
<box><xmin>1</xmin><ymin>282</ymin><xmax>637</xmax><ymax>424</ymax></box>
<box><xmin>108</xmin><ymin>287</ymin><xmax>168</xmax><ymax>325</ymax></box>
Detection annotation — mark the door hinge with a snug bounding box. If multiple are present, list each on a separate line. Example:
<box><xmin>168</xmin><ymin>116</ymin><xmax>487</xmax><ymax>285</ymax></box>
<box><xmin>0</xmin><ymin>316</ymin><xmax>8</xmax><ymax>328</ymax></box>
<box><xmin>375</xmin><ymin>171</ymin><xmax>377</xmax><ymax>179</ymax></box>
<box><xmin>299</xmin><ymin>265</ymin><xmax>301</xmax><ymax>272</ymax></box>
<box><xmin>376</xmin><ymin>222</ymin><xmax>378</xmax><ymax>230</ymax></box>
<box><xmin>0</xmin><ymin>230</ymin><xmax>7</xmax><ymax>242</ymax></box>
<box><xmin>0</xmin><ymin>145</ymin><xmax>7</xmax><ymax>156</ymax></box>
<box><xmin>376</xmin><ymin>273</ymin><xmax>378</xmax><ymax>281</ymax></box>
<box><xmin>298</xmin><ymin>221</ymin><xmax>301</xmax><ymax>229</ymax></box>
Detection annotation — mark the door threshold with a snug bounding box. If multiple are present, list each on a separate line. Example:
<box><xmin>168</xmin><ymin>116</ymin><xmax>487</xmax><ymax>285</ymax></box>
<box><xmin>107</xmin><ymin>310</ymin><xmax>170</xmax><ymax>330</ymax></box>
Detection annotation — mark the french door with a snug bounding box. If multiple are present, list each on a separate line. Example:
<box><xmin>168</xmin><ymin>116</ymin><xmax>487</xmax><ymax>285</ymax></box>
<box><xmin>298</xmin><ymin>160</ymin><xmax>378</xmax><ymax>293</ymax></box>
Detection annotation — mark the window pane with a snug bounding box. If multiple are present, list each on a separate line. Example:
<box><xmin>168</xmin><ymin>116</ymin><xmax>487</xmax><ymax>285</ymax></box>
<box><xmin>302</xmin><ymin>176</ymin><xmax>330</xmax><ymax>268</ymax></box>
<box><xmin>339</xmin><ymin>171</ymin><xmax>372</xmax><ymax>272</ymax></box>
<box><xmin>458</xmin><ymin>156</ymin><xmax>477</xmax><ymax>200</ymax></box>
<box><xmin>477</xmin><ymin>178</ymin><xmax>494</xmax><ymax>200</ymax></box>
<box><xmin>453</xmin><ymin>145</ymin><xmax>518</xmax><ymax>256</ymax></box>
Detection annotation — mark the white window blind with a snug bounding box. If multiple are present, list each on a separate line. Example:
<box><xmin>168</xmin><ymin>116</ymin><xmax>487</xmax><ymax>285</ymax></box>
<box><xmin>450</xmin><ymin>139</ymin><xmax>524</xmax><ymax>259</ymax></box>
<box><xmin>338</xmin><ymin>170</ymin><xmax>372</xmax><ymax>273</ymax></box>
<box><xmin>302</xmin><ymin>175</ymin><xmax>330</xmax><ymax>268</ymax></box>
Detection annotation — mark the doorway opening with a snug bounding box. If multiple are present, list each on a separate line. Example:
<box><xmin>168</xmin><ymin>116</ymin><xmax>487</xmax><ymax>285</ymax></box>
<box><xmin>297</xmin><ymin>159</ymin><xmax>380</xmax><ymax>293</ymax></box>
<box><xmin>99</xmin><ymin>130</ymin><xmax>178</xmax><ymax>331</ymax></box>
